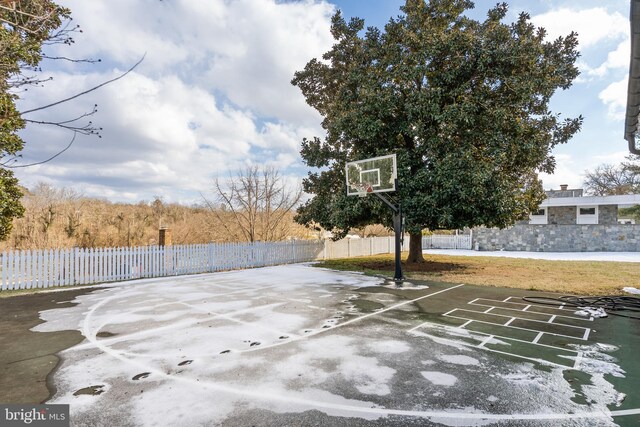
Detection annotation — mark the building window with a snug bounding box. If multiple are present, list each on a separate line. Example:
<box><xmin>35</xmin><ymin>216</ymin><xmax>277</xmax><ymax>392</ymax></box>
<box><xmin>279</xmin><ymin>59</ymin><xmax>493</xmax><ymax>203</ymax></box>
<box><xmin>529</xmin><ymin>208</ymin><xmax>547</xmax><ymax>224</ymax></box>
<box><xmin>577</xmin><ymin>206</ymin><xmax>598</xmax><ymax>224</ymax></box>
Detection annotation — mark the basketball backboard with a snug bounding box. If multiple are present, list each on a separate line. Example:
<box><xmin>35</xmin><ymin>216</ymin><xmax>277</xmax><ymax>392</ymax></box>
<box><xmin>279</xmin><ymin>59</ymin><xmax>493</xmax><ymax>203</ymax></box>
<box><xmin>345</xmin><ymin>154</ymin><xmax>397</xmax><ymax>196</ymax></box>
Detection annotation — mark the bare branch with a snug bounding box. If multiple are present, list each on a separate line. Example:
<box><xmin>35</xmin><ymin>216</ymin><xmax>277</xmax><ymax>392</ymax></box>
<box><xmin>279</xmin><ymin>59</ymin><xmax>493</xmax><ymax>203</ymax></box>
<box><xmin>21</xmin><ymin>54</ymin><xmax>145</xmax><ymax>115</ymax></box>
<box><xmin>5</xmin><ymin>132</ymin><xmax>76</xmax><ymax>168</ymax></box>
<box><xmin>41</xmin><ymin>55</ymin><xmax>101</xmax><ymax>64</ymax></box>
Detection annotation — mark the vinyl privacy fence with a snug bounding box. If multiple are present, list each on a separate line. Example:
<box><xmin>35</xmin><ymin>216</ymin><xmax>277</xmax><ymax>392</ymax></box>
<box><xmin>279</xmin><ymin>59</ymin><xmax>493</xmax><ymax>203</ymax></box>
<box><xmin>422</xmin><ymin>233</ymin><xmax>473</xmax><ymax>250</ymax></box>
<box><xmin>1</xmin><ymin>236</ymin><xmax>410</xmax><ymax>291</ymax></box>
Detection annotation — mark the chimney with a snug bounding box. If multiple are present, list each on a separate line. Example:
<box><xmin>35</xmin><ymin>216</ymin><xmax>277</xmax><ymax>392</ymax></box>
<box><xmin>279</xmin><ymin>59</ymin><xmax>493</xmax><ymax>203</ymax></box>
<box><xmin>560</xmin><ymin>184</ymin><xmax>568</xmax><ymax>191</ymax></box>
<box><xmin>159</xmin><ymin>228</ymin><xmax>172</xmax><ymax>246</ymax></box>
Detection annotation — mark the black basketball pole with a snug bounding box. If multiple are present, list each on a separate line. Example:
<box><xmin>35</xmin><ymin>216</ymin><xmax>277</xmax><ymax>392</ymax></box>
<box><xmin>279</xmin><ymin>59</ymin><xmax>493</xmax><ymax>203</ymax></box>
<box><xmin>392</xmin><ymin>204</ymin><xmax>404</xmax><ymax>282</ymax></box>
<box><xmin>373</xmin><ymin>184</ymin><xmax>404</xmax><ymax>283</ymax></box>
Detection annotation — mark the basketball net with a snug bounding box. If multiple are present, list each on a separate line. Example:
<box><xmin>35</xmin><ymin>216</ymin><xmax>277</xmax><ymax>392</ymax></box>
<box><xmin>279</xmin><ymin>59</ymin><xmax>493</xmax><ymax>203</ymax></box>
<box><xmin>352</xmin><ymin>183</ymin><xmax>373</xmax><ymax>198</ymax></box>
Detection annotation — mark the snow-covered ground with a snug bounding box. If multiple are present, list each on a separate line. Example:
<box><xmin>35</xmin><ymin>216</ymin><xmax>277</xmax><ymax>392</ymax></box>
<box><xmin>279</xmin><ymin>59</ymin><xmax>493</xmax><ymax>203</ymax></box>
<box><xmin>32</xmin><ymin>264</ymin><xmax>636</xmax><ymax>426</ymax></box>
<box><xmin>423</xmin><ymin>249</ymin><xmax>640</xmax><ymax>263</ymax></box>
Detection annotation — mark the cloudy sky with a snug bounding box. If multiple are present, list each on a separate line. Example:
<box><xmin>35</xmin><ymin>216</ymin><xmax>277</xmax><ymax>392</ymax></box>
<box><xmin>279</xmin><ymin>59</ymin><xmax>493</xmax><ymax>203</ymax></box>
<box><xmin>13</xmin><ymin>0</ymin><xmax>633</xmax><ymax>203</ymax></box>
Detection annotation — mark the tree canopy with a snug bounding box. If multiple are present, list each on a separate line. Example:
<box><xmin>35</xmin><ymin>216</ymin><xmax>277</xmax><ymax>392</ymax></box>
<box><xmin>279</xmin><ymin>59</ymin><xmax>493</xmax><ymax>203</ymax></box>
<box><xmin>292</xmin><ymin>0</ymin><xmax>582</xmax><ymax>260</ymax></box>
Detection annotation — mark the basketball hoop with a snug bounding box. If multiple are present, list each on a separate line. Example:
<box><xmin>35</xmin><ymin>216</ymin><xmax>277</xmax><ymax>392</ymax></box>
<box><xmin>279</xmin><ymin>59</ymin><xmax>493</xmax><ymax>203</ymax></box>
<box><xmin>352</xmin><ymin>183</ymin><xmax>373</xmax><ymax>198</ymax></box>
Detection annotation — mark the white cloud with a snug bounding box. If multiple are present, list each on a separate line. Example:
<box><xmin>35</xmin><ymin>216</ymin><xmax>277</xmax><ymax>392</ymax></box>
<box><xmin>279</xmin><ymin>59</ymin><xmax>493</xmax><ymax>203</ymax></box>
<box><xmin>598</xmin><ymin>77</ymin><xmax>628</xmax><ymax>119</ymax></box>
<box><xmin>531</xmin><ymin>7</ymin><xmax>627</xmax><ymax>48</ymax></box>
<box><xmin>13</xmin><ymin>0</ymin><xmax>335</xmax><ymax>202</ymax></box>
<box><xmin>56</xmin><ymin>0</ymin><xmax>333</xmax><ymax>125</ymax></box>
<box><xmin>17</xmin><ymin>70</ymin><xmax>280</xmax><ymax>201</ymax></box>
<box><xmin>578</xmin><ymin>38</ymin><xmax>630</xmax><ymax>80</ymax></box>
<box><xmin>539</xmin><ymin>154</ymin><xmax>583</xmax><ymax>191</ymax></box>
<box><xmin>540</xmin><ymin>150</ymin><xmax>631</xmax><ymax>191</ymax></box>
<box><xmin>591</xmin><ymin>150</ymin><xmax>630</xmax><ymax>164</ymax></box>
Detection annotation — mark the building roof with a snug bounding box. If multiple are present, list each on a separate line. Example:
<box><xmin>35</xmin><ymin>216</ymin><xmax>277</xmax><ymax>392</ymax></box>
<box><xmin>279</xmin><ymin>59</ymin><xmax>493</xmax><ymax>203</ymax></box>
<box><xmin>540</xmin><ymin>193</ymin><xmax>640</xmax><ymax>208</ymax></box>
<box><xmin>625</xmin><ymin>0</ymin><xmax>640</xmax><ymax>154</ymax></box>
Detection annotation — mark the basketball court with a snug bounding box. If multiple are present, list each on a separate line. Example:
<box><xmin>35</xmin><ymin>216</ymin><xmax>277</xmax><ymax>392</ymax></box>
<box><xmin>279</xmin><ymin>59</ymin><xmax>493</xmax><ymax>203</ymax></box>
<box><xmin>14</xmin><ymin>153</ymin><xmax>639</xmax><ymax>425</ymax></box>
<box><xmin>31</xmin><ymin>264</ymin><xmax>640</xmax><ymax>426</ymax></box>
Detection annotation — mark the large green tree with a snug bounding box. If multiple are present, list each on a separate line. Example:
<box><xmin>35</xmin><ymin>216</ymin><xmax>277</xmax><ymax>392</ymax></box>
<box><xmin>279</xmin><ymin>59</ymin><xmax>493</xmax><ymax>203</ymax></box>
<box><xmin>1</xmin><ymin>0</ymin><xmax>72</xmax><ymax>239</ymax></box>
<box><xmin>292</xmin><ymin>0</ymin><xmax>582</xmax><ymax>262</ymax></box>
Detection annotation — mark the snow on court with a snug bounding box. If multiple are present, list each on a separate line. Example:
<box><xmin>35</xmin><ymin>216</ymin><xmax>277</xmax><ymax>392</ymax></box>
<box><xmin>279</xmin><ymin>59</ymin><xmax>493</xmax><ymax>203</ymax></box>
<box><xmin>32</xmin><ymin>264</ymin><xmax>635</xmax><ymax>426</ymax></box>
<box><xmin>421</xmin><ymin>371</ymin><xmax>458</xmax><ymax>386</ymax></box>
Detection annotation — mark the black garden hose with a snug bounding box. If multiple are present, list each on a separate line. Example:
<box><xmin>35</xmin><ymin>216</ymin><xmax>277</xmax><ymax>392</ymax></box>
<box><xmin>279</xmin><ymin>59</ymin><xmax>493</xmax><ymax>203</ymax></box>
<box><xmin>521</xmin><ymin>295</ymin><xmax>640</xmax><ymax>320</ymax></box>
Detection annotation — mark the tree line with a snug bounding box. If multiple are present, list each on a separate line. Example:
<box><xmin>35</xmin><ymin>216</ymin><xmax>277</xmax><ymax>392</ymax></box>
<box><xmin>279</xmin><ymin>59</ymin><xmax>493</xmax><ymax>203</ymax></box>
<box><xmin>1</xmin><ymin>167</ymin><xmax>313</xmax><ymax>250</ymax></box>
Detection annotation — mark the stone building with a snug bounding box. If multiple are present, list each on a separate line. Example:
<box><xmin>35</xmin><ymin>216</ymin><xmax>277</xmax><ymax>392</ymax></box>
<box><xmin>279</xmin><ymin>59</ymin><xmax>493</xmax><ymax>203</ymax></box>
<box><xmin>472</xmin><ymin>186</ymin><xmax>640</xmax><ymax>252</ymax></box>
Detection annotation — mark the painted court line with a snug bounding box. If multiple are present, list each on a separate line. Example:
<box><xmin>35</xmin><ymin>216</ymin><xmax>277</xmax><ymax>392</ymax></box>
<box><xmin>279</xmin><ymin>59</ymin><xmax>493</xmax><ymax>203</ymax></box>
<box><xmin>416</xmin><ymin>319</ymin><xmax>578</xmax><ymax>354</ymax></box>
<box><xmin>504</xmin><ymin>317</ymin><xmax>515</xmax><ymax>326</ymax></box>
<box><xmin>458</xmin><ymin>320</ymin><xmax>473</xmax><ymax>329</ymax></box>
<box><xmin>484</xmin><ymin>307</ymin><xmax>494</xmax><ymax>313</ymax></box>
<box><xmin>548</xmin><ymin>315</ymin><xmax>557</xmax><ymax>323</ymax></box>
<box><xmin>470</xmin><ymin>329</ymin><xmax>578</xmax><ymax>355</ymax></box>
<box><xmin>468</xmin><ymin>301</ymin><xmax>593</xmax><ymax>322</ymax></box>
<box><xmin>443</xmin><ymin>313</ymin><xmax>588</xmax><ymax>341</ymax></box>
<box><xmin>240</xmin><ymin>283</ymin><xmax>468</xmax><ymax>351</ymax></box>
<box><xmin>411</xmin><ymin>326</ymin><xmax>576</xmax><ymax>370</ymax></box>
<box><xmin>532</xmin><ymin>332</ymin><xmax>544</xmax><ymax>344</ymax></box>
<box><xmin>522</xmin><ymin>305</ymin><xmax>531</xmax><ymax>311</ymax></box>
<box><xmin>450</xmin><ymin>309</ymin><xmax>590</xmax><ymax>332</ymax></box>
<box><xmin>467</xmin><ymin>297</ymin><xmax>593</xmax><ymax>320</ymax></box>
<box><xmin>72</xmin><ymin>301</ymin><xmax>289</xmax><ymax>351</ymax></box>
<box><xmin>478</xmin><ymin>334</ymin><xmax>495</xmax><ymax>348</ymax></box>
<box><xmin>574</xmin><ymin>352</ymin><xmax>583</xmax><ymax>370</ymax></box>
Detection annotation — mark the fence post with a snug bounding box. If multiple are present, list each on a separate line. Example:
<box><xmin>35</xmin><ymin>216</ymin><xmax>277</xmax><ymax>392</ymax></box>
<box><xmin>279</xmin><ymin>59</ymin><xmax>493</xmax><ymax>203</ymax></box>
<box><xmin>1</xmin><ymin>251</ymin><xmax>6</xmax><ymax>291</ymax></box>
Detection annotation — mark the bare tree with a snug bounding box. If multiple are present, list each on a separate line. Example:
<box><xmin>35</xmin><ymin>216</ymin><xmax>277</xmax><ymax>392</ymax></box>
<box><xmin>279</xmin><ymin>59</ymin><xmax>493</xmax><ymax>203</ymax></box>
<box><xmin>583</xmin><ymin>155</ymin><xmax>640</xmax><ymax>196</ymax></box>
<box><xmin>205</xmin><ymin>166</ymin><xmax>303</xmax><ymax>242</ymax></box>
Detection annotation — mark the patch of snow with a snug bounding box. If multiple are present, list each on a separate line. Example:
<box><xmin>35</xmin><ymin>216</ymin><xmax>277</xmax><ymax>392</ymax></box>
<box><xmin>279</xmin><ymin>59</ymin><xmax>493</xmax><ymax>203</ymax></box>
<box><xmin>623</xmin><ymin>287</ymin><xmax>640</xmax><ymax>295</ymax></box>
<box><xmin>383</xmin><ymin>283</ymin><xmax>429</xmax><ymax>290</ymax></box>
<box><xmin>567</xmin><ymin>345</ymin><xmax>626</xmax><ymax>378</ymax></box>
<box><xmin>421</xmin><ymin>371</ymin><xmax>458</xmax><ymax>386</ymax></box>
<box><xmin>31</xmin><ymin>264</ymin><xmax>634</xmax><ymax>425</ymax></box>
<box><xmin>340</xmin><ymin>356</ymin><xmax>396</xmax><ymax>396</ymax></box>
<box><xmin>439</xmin><ymin>354</ymin><xmax>480</xmax><ymax>366</ymax></box>
<box><xmin>574</xmin><ymin>307</ymin><xmax>607</xmax><ymax>318</ymax></box>
<box><xmin>366</xmin><ymin>340</ymin><xmax>411</xmax><ymax>354</ymax></box>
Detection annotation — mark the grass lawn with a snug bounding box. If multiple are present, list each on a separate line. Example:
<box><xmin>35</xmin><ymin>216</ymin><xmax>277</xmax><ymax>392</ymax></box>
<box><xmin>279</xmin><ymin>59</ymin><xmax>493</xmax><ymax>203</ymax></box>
<box><xmin>314</xmin><ymin>252</ymin><xmax>640</xmax><ymax>296</ymax></box>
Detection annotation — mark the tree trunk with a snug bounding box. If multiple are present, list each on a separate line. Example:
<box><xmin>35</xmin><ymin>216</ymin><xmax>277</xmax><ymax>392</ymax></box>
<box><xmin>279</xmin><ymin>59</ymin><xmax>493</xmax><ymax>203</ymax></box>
<box><xmin>406</xmin><ymin>232</ymin><xmax>425</xmax><ymax>263</ymax></box>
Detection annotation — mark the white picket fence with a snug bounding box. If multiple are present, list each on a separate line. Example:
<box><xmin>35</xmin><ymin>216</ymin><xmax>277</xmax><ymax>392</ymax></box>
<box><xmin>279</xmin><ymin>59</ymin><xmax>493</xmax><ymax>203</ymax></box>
<box><xmin>0</xmin><ymin>236</ymin><xmax>413</xmax><ymax>291</ymax></box>
<box><xmin>422</xmin><ymin>233</ymin><xmax>473</xmax><ymax>250</ymax></box>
